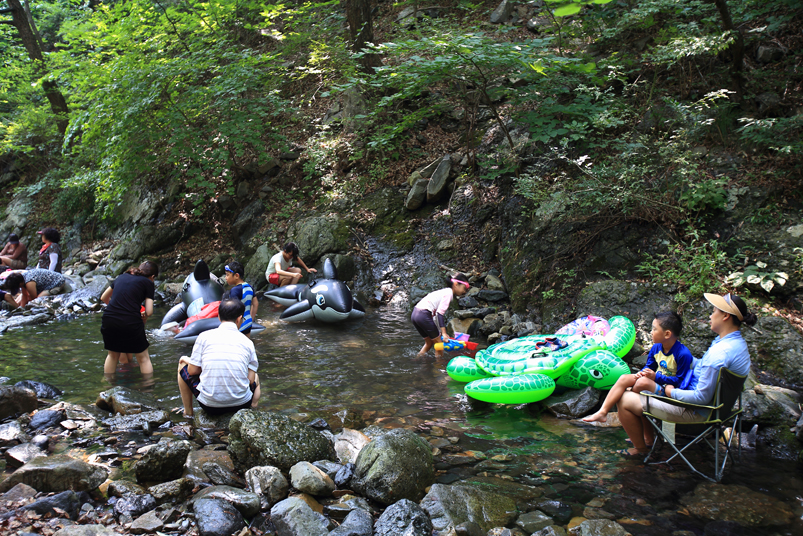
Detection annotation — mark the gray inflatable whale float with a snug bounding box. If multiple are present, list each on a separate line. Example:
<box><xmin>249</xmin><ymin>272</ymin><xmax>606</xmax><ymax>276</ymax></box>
<box><xmin>161</xmin><ymin>259</ymin><xmax>264</xmax><ymax>343</ymax></box>
<box><xmin>264</xmin><ymin>258</ymin><xmax>365</xmax><ymax>323</ymax></box>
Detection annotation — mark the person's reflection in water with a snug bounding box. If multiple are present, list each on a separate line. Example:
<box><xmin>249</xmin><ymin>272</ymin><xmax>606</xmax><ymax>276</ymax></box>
<box><xmin>103</xmin><ymin>370</ymin><xmax>155</xmax><ymax>391</ymax></box>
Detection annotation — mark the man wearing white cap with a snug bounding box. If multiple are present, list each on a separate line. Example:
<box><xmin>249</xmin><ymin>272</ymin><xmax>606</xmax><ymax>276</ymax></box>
<box><xmin>614</xmin><ymin>292</ymin><xmax>757</xmax><ymax>457</ymax></box>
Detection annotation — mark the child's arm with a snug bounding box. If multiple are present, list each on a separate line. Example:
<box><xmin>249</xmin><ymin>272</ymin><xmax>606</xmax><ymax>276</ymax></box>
<box><xmin>251</xmin><ymin>296</ymin><xmax>258</xmax><ymax>318</ymax></box>
<box><xmin>296</xmin><ymin>257</ymin><xmax>317</xmax><ymax>274</ymax></box>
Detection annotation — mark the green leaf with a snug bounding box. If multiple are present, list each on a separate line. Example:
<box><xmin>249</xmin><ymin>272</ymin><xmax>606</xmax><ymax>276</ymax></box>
<box><xmin>760</xmin><ymin>279</ymin><xmax>775</xmax><ymax>292</ymax></box>
<box><xmin>554</xmin><ymin>4</ymin><xmax>582</xmax><ymax>17</ymax></box>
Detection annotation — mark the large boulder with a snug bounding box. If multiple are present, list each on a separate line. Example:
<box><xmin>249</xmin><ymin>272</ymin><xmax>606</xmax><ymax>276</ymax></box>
<box><xmin>227</xmin><ymin>410</ymin><xmax>335</xmax><ymax>472</ymax></box>
<box><xmin>232</xmin><ymin>200</ymin><xmax>265</xmax><ymax>246</ymax></box>
<box><xmin>351</xmin><ymin>428</ymin><xmax>434</xmax><ymax>505</ymax></box>
<box><xmin>288</xmin><ymin>215</ymin><xmax>350</xmax><ymax>266</ymax></box>
<box><xmin>135</xmin><ymin>440</ymin><xmax>194</xmax><ymax>483</ymax></box>
<box><xmin>744</xmin><ymin>316</ymin><xmax>803</xmax><ymax>386</ymax></box>
<box><xmin>420</xmin><ymin>483</ymin><xmax>518</xmax><ymax>534</ymax></box>
<box><xmin>0</xmin><ymin>385</ymin><xmax>38</xmax><ymax>419</ymax></box>
<box><xmin>96</xmin><ymin>386</ymin><xmax>160</xmax><ymax>415</ymax></box>
<box><xmin>742</xmin><ymin>383</ymin><xmax>801</xmax><ymax>425</ymax></box>
<box><xmin>63</xmin><ymin>275</ymin><xmax>111</xmax><ymax>309</ymax></box>
<box><xmin>14</xmin><ymin>380</ymin><xmax>62</xmax><ymax>399</ymax></box>
<box><xmin>0</xmin><ymin>454</ymin><xmax>108</xmax><ymax>493</ymax></box>
<box><xmin>406</xmin><ymin>179</ymin><xmax>429</xmax><ymax>211</ymax></box>
<box><xmin>245</xmin><ymin>243</ymin><xmax>273</xmax><ymax>290</ymax></box>
<box><xmin>426</xmin><ymin>155</ymin><xmax>452</xmax><ymax>202</ymax></box>
<box><xmin>109</xmin><ymin>222</ymin><xmax>183</xmax><ymax>261</ymax></box>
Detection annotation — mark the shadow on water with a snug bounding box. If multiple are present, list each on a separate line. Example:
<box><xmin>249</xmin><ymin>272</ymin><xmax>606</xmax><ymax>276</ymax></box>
<box><xmin>2</xmin><ymin>303</ymin><xmax>803</xmax><ymax>534</ymax></box>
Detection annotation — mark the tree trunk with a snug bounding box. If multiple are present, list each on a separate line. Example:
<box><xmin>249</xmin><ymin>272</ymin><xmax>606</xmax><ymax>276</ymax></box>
<box><xmin>342</xmin><ymin>0</ymin><xmax>382</xmax><ymax>74</ymax></box>
<box><xmin>6</xmin><ymin>0</ymin><xmax>69</xmax><ymax>136</ymax></box>
<box><xmin>711</xmin><ymin>0</ymin><xmax>744</xmax><ymax>101</ymax></box>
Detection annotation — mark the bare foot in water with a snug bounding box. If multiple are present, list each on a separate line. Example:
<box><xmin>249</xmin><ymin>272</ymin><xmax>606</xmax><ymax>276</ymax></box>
<box><xmin>582</xmin><ymin>411</ymin><xmax>608</xmax><ymax>423</ymax></box>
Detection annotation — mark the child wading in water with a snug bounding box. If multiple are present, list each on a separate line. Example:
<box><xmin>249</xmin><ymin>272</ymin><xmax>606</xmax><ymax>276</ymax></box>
<box><xmin>411</xmin><ymin>272</ymin><xmax>470</xmax><ymax>357</ymax></box>
<box><xmin>582</xmin><ymin>311</ymin><xmax>693</xmax><ymax>433</ymax></box>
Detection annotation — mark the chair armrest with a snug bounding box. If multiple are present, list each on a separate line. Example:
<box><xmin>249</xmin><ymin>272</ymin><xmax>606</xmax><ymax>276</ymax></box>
<box><xmin>642</xmin><ymin>392</ymin><xmax>722</xmax><ymax>411</ymax></box>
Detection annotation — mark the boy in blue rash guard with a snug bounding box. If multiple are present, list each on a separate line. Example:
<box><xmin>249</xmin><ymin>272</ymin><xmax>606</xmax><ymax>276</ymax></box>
<box><xmin>223</xmin><ymin>261</ymin><xmax>258</xmax><ymax>337</ymax></box>
<box><xmin>583</xmin><ymin>311</ymin><xmax>693</xmax><ymax>425</ymax></box>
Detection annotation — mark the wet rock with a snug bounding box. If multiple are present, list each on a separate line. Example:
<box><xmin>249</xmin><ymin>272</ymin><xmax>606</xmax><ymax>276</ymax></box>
<box><xmin>533</xmin><ymin>500</ymin><xmax>573</xmax><ymax>525</ymax></box>
<box><xmin>290</xmin><ymin>461</ymin><xmax>335</xmax><ymax>497</ymax></box>
<box><xmin>114</xmin><ymin>494</ymin><xmax>157</xmax><ymax>518</ymax></box>
<box><xmin>203</xmin><ymin>461</ymin><xmax>245</xmax><ymax>488</ymax></box>
<box><xmin>185</xmin><ymin>446</ymin><xmax>236</xmax><ymax>484</ymax></box>
<box><xmin>680</xmin><ymin>482</ymin><xmax>793</xmax><ymax>526</ymax></box>
<box><xmin>194</xmin><ymin>498</ymin><xmax>246</xmax><ymax>536</ymax></box>
<box><xmin>2</xmin><ymin>482</ymin><xmax>37</xmax><ymax>501</ymax></box>
<box><xmin>0</xmin><ymin>454</ymin><xmax>108</xmax><ymax>493</ymax></box>
<box><xmin>270</xmin><ymin>496</ymin><xmax>329</xmax><ymax>536</ymax></box>
<box><xmin>324</xmin><ymin>496</ymin><xmax>372</xmax><ymax>521</ymax></box>
<box><xmin>22</xmin><ymin>490</ymin><xmax>81</xmax><ymax>519</ymax></box>
<box><xmin>29</xmin><ymin>409</ymin><xmax>65</xmax><ymax>430</ymax></box>
<box><xmin>0</xmin><ymin>313</ymin><xmax>51</xmax><ymax>328</ymax></box>
<box><xmin>194</xmin><ymin>407</ymin><xmax>238</xmax><ymax>429</ymax></box>
<box><xmin>373</xmin><ymin>498</ymin><xmax>432</xmax><ymax>536</ymax></box>
<box><xmin>334</xmin><ymin>428</ymin><xmax>370</xmax><ymax>464</ymax></box>
<box><xmin>101</xmin><ymin>410</ymin><xmax>171</xmax><ymax>431</ymax></box>
<box><xmin>532</xmin><ymin>527</ymin><xmax>566</xmax><ymax>536</ymax></box>
<box><xmin>130</xmin><ymin>510</ymin><xmax>164</xmax><ymax>534</ymax></box>
<box><xmin>741</xmin><ymin>383</ymin><xmax>801</xmax><ymax>425</ymax></box>
<box><xmin>334</xmin><ymin>463</ymin><xmax>355</xmax><ymax>488</ymax></box>
<box><xmin>96</xmin><ymin>386</ymin><xmax>160</xmax><ymax>415</ymax></box>
<box><xmin>53</xmin><ymin>526</ymin><xmax>118</xmax><ymax>536</ymax></box>
<box><xmin>227</xmin><ymin>410</ymin><xmax>335</xmax><ymax>472</ymax></box>
<box><xmin>245</xmin><ymin>465</ymin><xmax>289</xmax><ymax>509</ymax></box>
<box><xmin>427</xmin><ymin>155</ymin><xmax>452</xmax><ymax>202</ymax></box>
<box><xmin>420</xmin><ymin>483</ymin><xmax>517</xmax><ymax>533</ymax></box>
<box><xmin>135</xmin><ymin>439</ymin><xmax>193</xmax><ymax>483</ymax></box>
<box><xmin>459</xmin><ymin>296</ymin><xmax>479</xmax><ymax>308</ymax></box>
<box><xmin>147</xmin><ymin>477</ymin><xmax>194</xmax><ymax>505</ymax></box>
<box><xmin>192</xmin><ymin>485</ymin><xmax>261</xmax><ymax>517</ymax></box>
<box><xmin>108</xmin><ymin>480</ymin><xmax>147</xmax><ymax>497</ymax></box>
<box><xmin>454</xmin><ymin>521</ymin><xmax>485</xmax><ymax>536</ymax></box>
<box><xmin>330</xmin><ymin>507</ymin><xmax>373</xmax><ymax>536</ymax></box>
<box><xmin>62</xmin><ymin>275</ymin><xmax>110</xmax><ymax>310</ymax></box>
<box><xmin>5</xmin><ymin>442</ymin><xmax>46</xmax><ymax>467</ymax></box>
<box><xmin>314</xmin><ymin>459</ymin><xmax>343</xmax><ymax>480</ymax></box>
<box><xmin>544</xmin><ymin>388</ymin><xmax>601</xmax><ymax>419</ymax></box>
<box><xmin>476</xmin><ymin>289</ymin><xmax>508</xmax><ymax>302</ymax></box>
<box><xmin>573</xmin><ymin>519</ymin><xmax>628</xmax><ymax>535</ymax></box>
<box><xmin>0</xmin><ymin>385</ymin><xmax>38</xmax><ymax>419</ymax></box>
<box><xmin>351</xmin><ymin>428</ymin><xmax>434</xmax><ymax>505</ymax></box>
<box><xmin>0</xmin><ymin>421</ymin><xmax>23</xmax><ymax>447</ymax></box>
<box><xmin>517</xmin><ymin>510</ymin><xmax>554</xmax><ymax>532</ymax></box>
<box><xmin>406</xmin><ymin>179</ymin><xmax>429</xmax><ymax>211</ymax></box>
<box><xmin>14</xmin><ymin>380</ymin><xmax>62</xmax><ymax>399</ymax></box>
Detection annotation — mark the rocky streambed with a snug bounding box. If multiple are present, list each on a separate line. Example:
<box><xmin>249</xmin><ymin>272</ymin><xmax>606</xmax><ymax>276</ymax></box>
<box><xmin>0</xmin><ymin>380</ymin><xmax>801</xmax><ymax>536</ymax></box>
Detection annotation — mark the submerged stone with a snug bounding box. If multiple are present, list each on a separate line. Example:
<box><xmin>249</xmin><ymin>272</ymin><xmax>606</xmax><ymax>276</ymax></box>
<box><xmin>680</xmin><ymin>482</ymin><xmax>793</xmax><ymax>526</ymax></box>
<box><xmin>96</xmin><ymin>386</ymin><xmax>160</xmax><ymax>416</ymax></box>
<box><xmin>420</xmin><ymin>483</ymin><xmax>518</xmax><ymax>533</ymax></box>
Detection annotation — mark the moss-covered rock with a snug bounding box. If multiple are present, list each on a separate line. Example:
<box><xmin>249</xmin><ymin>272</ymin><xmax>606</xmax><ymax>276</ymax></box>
<box><xmin>289</xmin><ymin>215</ymin><xmax>350</xmax><ymax>266</ymax></box>
<box><xmin>227</xmin><ymin>410</ymin><xmax>334</xmax><ymax>473</ymax></box>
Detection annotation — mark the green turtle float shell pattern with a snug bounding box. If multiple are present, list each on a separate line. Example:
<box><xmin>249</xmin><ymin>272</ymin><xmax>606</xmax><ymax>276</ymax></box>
<box><xmin>446</xmin><ymin>356</ymin><xmax>491</xmax><ymax>383</ymax></box>
<box><xmin>454</xmin><ymin>316</ymin><xmax>637</xmax><ymax>404</ymax></box>
<box><xmin>464</xmin><ymin>374</ymin><xmax>556</xmax><ymax>404</ymax></box>
<box><xmin>555</xmin><ymin>349</ymin><xmax>630</xmax><ymax>390</ymax></box>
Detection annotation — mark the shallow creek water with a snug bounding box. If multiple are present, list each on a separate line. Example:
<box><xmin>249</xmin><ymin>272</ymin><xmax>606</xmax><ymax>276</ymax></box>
<box><xmin>1</xmin><ymin>303</ymin><xmax>802</xmax><ymax>534</ymax></box>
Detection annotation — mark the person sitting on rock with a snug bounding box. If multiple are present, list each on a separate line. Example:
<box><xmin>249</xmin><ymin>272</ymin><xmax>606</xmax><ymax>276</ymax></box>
<box><xmin>582</xmin><ymin>312</ymin><xmax>694</xmax><ymax>442</ymax></box>
<box><xmin>0</xmin><ymin>234</ymin><xmax>28</xmax><ymax>269</ymax></box>
<box><xmin>265</xmin><ymin>242</ymin><xmax>316</xmax><ymax>288</ymax></box>
<box><xmin>36</xmin><ymin>227</ymin><xmax>62</xmax><ymax>273</ymax></box>
<box><xmin>174</xmin><ymin>297</ymin><xmax>261</xmax><ymax>418</ymax></box>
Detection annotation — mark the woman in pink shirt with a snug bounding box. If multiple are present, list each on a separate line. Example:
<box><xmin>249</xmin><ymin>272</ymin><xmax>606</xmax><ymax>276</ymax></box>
<box><xmin>411</xmin><ymin>272</ymin><xmax>470</xmax><ymax>357</ymax></box>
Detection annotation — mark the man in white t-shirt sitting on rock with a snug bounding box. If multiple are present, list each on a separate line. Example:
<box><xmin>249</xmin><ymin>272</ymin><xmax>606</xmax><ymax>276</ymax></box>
<box><xmin>174</xmin><ymin>298</ymin><xmax>261</xmax><ymax>418</ymax></box>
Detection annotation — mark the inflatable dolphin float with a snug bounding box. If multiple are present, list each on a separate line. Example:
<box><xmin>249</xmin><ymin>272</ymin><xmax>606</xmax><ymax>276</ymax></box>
<box><xmin>264</xmin><ymin>258</ymin><xmax>365</xmax><ymax>323</ymax></box>
<box><xmin>161</xmin><ymin>259</ymin><xmax>264</xmax><ymax>343</ymax></box>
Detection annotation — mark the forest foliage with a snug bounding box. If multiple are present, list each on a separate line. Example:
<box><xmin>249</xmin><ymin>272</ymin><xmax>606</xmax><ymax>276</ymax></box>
<box><xmin>1</xmin><ymin>0</ymin><xmax>801</xmax><ymax>233</ymax></box>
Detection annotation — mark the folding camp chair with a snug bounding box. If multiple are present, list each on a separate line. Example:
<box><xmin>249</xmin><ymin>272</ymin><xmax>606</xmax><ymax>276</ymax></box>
<box><xmin>642</xmin><ymin>367</ymin><xmax>747</xmax><ymax>482</ymax></box>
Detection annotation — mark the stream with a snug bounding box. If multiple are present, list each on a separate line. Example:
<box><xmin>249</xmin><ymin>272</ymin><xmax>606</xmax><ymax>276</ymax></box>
<box><xmin>1</xmin><ymin>303</ymin><xmax>802</xmax><ymax>534</ymax></box>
